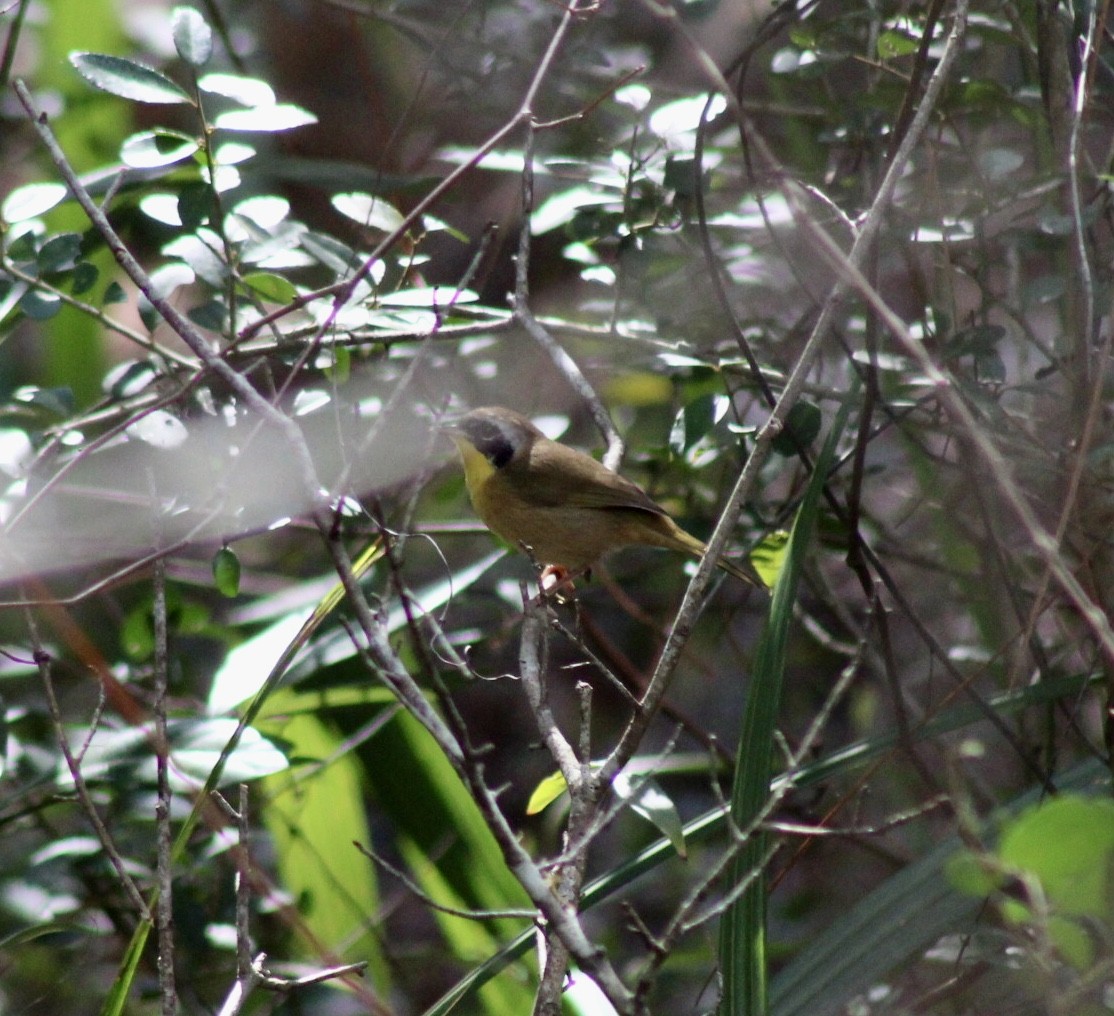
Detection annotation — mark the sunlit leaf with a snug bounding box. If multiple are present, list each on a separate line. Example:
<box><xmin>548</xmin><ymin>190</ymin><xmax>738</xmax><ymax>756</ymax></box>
<box><xmin>120</xmin><ymin>129</ymin><xmax>199</xmax><ymax>168</ymax></box>
<box><xmin>2</xmin><ymin>181</ymin><xmax>68</xmax><ymax>222</ymax></box>
<box><xmin>126</xmin><ymin>409</ymin><xmax>188</xmax><ymax>449</ymax></box>
<box><xmin>214</xmin><ymin>104</ymin><xmax>317</xmax><ymax>132</ymax></box>
<box><xmin>615</xmin><ymin>772</ymin><xmax>686</xmax><ymax>859</ymax></box>
<box><xmin>332</xmin><ymin>192</ymin><xmax>406</xmax><ymax>233</ymax></box>
<box><xmin>198</xmin><ymin>72</ymin><xmax>275</xmax><ymax>106</ymax></box>
<box><xmin>171</xmin><ymin>6</ymin><xmax>212</xmax><ymax>66</ymax></box>
<box><xmin>70</xmin><ymin>52</ymin><xmax>191</xmax><ymax>104</ymax></box>
<box><xmin>526</xmin><ymin>771</ymin><xmax>568</xmax><ymax>815</ymax></box>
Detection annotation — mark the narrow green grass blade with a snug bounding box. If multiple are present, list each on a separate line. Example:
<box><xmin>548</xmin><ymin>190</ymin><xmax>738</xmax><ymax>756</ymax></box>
<box><xmin>718</xmin><ymin>394</ymin><xmax>853</xmax><ymax>1016</ymax></box>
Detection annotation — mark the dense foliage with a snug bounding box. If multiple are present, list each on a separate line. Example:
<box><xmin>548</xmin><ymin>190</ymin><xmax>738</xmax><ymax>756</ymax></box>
<box><xmin>2</xmin><ymin>1</ymin><xmax>1114</xmax><ymax>1014</ymax></box>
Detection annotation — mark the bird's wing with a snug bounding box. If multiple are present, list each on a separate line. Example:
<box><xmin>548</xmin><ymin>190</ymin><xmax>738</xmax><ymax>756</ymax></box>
<box><xmin>524</xmin><ymin>444</ymin><xmax>668</xmax><ymax>515</ymax></box>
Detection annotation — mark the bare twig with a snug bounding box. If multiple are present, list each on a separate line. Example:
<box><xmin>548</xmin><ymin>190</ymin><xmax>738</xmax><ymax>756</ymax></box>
<box><xmin>512</xmin><ymin>119</ymin><xmax>624</xmax><ymax>470</ymax></box>
<box><xmin>24</xmin><ymin>609</ymin><xmax>151</xmax><ymax>921</ymax></box>
<box><xmin>152</xmin><ymin>558</ymin><xmax>177</xmax><ymax>1016</ymax></box>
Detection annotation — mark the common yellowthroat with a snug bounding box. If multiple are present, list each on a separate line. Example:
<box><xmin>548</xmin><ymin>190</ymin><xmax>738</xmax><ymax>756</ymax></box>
<box><xmin>445</xmin><ymin>406</ymin><xmax>763</xmax><ymax>587</ymax></box>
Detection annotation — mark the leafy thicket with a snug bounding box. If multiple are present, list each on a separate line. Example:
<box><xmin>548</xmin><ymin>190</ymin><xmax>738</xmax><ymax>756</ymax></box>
<box><xmin>2</xmin><ymin>1</ymin><xmax>1114</xmax><ymax>1014</ymax></box>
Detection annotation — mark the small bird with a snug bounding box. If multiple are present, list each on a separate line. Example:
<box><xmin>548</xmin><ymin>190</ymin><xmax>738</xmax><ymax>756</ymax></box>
<box><xmin>444</xmin><ymin>406</ymin><xmax>763</xmax><ymax>587</ymax></box>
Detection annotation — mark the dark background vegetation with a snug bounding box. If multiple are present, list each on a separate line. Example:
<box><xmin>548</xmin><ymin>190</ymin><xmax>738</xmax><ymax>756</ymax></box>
<box><xmin>1</xmin><ymin>0</ymin><xmax>1114</xmax><ymax>1014</ymax></box>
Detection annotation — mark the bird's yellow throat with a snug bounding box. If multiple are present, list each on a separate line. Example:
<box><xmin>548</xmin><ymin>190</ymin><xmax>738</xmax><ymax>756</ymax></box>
<box><xmin>451</xmin><ymin>436</ymin><xmax>496</xmax><ymax>498</ymax></box>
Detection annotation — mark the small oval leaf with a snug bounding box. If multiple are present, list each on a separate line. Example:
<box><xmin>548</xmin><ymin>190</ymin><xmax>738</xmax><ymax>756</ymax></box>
<box><xmin>70</xmin><ymin>52</ymin><xmax>191</xmax><ymax>104</ymax></box>
<box><xmin>120</xmin><ymin>129</ymin><xmax>199</xmax><ymax>169</ymax></box>
<box><xmin>526</xmin><ymin>771</ymin><xmax>568</xmax><ymax>815</ymax></box>
<box><xmin>2</xmin><ymin>181</ymin><xmax>68</xmax><ymax>222</ymax></box>
<box><xmin>171</xmin><ymin>6</ymin><xmax>212</xmax><ymax>67</ymax></box>
<box><xmin>213</xmin><ymin>546</ymin><xmax>241</xmax><ymax>597</ymax></box>
<box><xmin>214</xmin><ymin>104</ymin><xmax>318</xmax><ymax>132</ymax></box>
<box><xmin>241</xmin><ymin>272</ymin><xmax>297</xmax><ymax>304</ymax></box>
<box><xmin>18</xmin><ymin>289</ymin><xmax>62</xmax><ymax>320</ymax></box>
<box><xmin>772</xmin><ymin>399</ymin><xmax>823</xmax><ymax>456</ymax></box>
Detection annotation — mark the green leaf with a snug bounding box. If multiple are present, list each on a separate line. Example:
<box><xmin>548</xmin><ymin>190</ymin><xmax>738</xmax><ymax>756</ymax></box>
<box><xmin>771</xmin><ymin>399</ymin><xmax>823</xmax><ymax>455</ymax></box>
<box><xmin>70</xmin><ymin>52</ymin><xmax>192</xmax><ymax>104</ymax></box>
<box><xmin>944</xmin><ymin>850</ymin><xmax>1002</xmax><ymax>897</ymax></box>
<box><xmin>18</xmin><ymin>289</ymin><xmax>62</xmax><ymax>320</ymax></box>
<box><xmin>718</xmin><ymin>383</ymin><xmax>853</xmax><ymax>1015</ymax></box>
<box><xmin>1</xmin><ymin>181</ymin><xmax>68</xmax><ymax>222</ymax></box>
<box><xmin>998</xmin><ymin>795</ymin><xmax>1114</xmax><ymax>918</ymax></box>
<box><xmin>212</xmin><ymin>546</ymin><xmax>241</xmax><ymax>597</ymax></box>
<box><xmin>748</xmin><ymin>530</ymin><xmax>790</xmax><ymax>589</ymax></box>
<box><xmin>877</xmin><ymin>29</ymin><xmax>919</xmax><ymax>59</ymax></box>
<box><xmin>70</xmin><ymin>261</ymin><xmax>99</xmax><ymax>295</ymax></box>
<box><xmin>171</xmin><ymin>6</ymin><xmax>212</xmax><ymax>66</ymax></box>
<box><xmin>213</xmin><ymin>104</ymin><xmax>317</xmax><ymax>132</ymax></box>
<box><xmin>526</xmin><ymin>771</ymin><xmax>568</xmax><ymax>815</ymax></box>
<box><xmin>324</xmin><ymin>342</ymin><xmax>351</xmax><ymax>384</ymax></box>
<box><xmin>177</xmin><ymin>182</ymin><xmax>213</xmax><ymax>230</ymax></box>
<box><xmin>186</xmin><ymin>298</ymin><xmax>227</xmax><ymax>332</ymax></box>
<box><xmin>5</xmin><ymin>231</ymin><xmax>37</xmax><ymax>262</ymax></box>
<box><xmin>664</xmin><ymin>155</ymin><xmax>699</xmax><ymax>198</ymax></box>
<box><xmin>120</xmin><ymin>129</ymin><xmax>199</xmax><ymax>168</ymax></box>
<box><xmin>37</xmin><ymin>233</ymin><xmax>82</xmax><ymax>273</ymax></box>
<box><xmin>332</xmin><ymin>192</ymin><xmax>406</xmax><ymax>233</ymax></box>
<box><xmin>198</xmin><ymin>72</ymin><xmax>274</xmax><ymax>106</ymax></box>
<box><xmin>120</xmin><ymin>601</ymin><xmax>154</xmax><ymax>660</ymax></box>
<box><xmin>241</xmin><ymin>271</ymin><xmax>297</xmax><ymax>304</ymax></box>
<box><xmin>104</xmin><ymin>281</ymin><xmax>127</xmax><ymax>304</ymax></box>
<box><xmin>261</xmin><ymin>706</ymin><xmax>389</xmax><ymax>982</ymax></box>
<box><xmin>616</xmin><ymin>772</ymin><xmax>687</xmax><ymax>859</ymax></box>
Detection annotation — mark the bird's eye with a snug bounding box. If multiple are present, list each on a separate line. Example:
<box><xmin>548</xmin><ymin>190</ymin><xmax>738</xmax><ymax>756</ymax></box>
<box><xmin>470</xmin><ymin>420</ymin><xmax>516</xmax><ymax>468</ymax></box>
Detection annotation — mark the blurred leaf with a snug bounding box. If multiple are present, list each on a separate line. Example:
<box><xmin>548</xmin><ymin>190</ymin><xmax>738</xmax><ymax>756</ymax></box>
<box><xmin>214</xmin><ymin>104</ymin><xmax>317</xmax><ymax>132</ymax></box>
<box><xmin>241</xmin><ymin>271</ymin><xmax>297</xmax><ymax>304</ymax></box>
<box><xmin>771</xmin><ymin>399</ymin><xmax>822</xmax><ymax>455</ymax></box>
<box><xmin>69</xmin><ymin>719</ymin><xmax>288</xmax><ymax>790</ymax></box>
<box><xmin>212</xmin><ymin>546</ymin><xmax>241</xmax><ymax>597</ymax></box>
<box><xmin>18</xmin><ymin>290</ymin><xmax>62</xmax><ymax>321</ymax></box>
<box><xmin>603</xmin><ymin>372</ymin><xmax>673</xmax><ymax>407</ymax></box>
<box><xmin>332</xmin><ymin>192</ymin><xmax>406</xmax><ymax>233</ymax></box>
<box><xmin>372</xmin><ymin>712</ymin><xmax>534</xmax><ymax>1011</ymax></box>
<box><xmin>171</xmin><ymin>6</ymin><xmax>212</xmax><ymax>66</ymax></box>
<box><xmin>748</xmin><ymin>530</ymin><xmax>791</xmax><ymax>589</ymax></box>
<box><xmin>261</xmin><ymin>704</ymin><xmax>389</xmax><ymax>982</ymax></box>
<box><xmin>999</xmin><ymin>795</ymin><xmax>1114</xmax><ymax>918</ymax></box>
<box><xmin>877</xmin><ymin>29</ymin><xmax>919</xmax><ymax>59</ymax></box>
<box><xmin>669</xmin><ymin>393</ymin><xmax>726</xmax><ymax>455</ymax></box>
<box><xmin>177</xmin><ymin>182</ymin><xmax>213</xmax><ymax>230</ymax></box>
<box><xmin>37</xmin><ymin>233</ymin><xmax>82</xmax><ymax>273</ymax></box>
<box><xmin>70</xmin><ymin>261</ymin><xmax>99</xmax><ymax>294</ymax></box>
<box><xmin>719</xmin><ymin>385</ymin><xmax>851</xmax><ymax>1014</ymax></box>
<box><xmin>664</xmin><ymin>155</ymin><xmax>698</xmax><ymax>198</ymax></box>
<box><xmin>615</xmin><ymin>771</ymin><xmax>686</xmax><ymax>859</ymax></box>
<box><xmin>2</xmin><ymin>181</ymin><xmax>68</xmax><ymax>222</ymax></box>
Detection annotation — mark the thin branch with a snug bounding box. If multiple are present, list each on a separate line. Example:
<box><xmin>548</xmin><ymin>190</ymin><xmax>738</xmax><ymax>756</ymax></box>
<box><xmin>512</xmin><ymin>119</ymin><xmax>624</xmax><ymax>470</ymax></box>
<box><xmin>152</xmin><ymin>557</ymin><xmax>177</xmax><ymax>1016</ymax></box>
<box><xmin>24</xmin><ymin>609</ymin><xmax>151</xmax><ymax>922</ymax></box>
